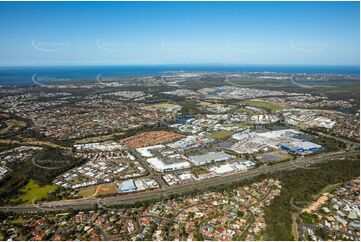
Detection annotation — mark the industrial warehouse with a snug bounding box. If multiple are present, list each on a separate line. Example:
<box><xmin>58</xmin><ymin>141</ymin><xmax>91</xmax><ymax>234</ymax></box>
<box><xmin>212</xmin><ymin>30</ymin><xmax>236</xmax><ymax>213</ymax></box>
<box><xmin>0</xmin><ymin>2</ymin><xmax>359</xmax><ymax>241</ymax></box>
<box><xmin>230</xmin><ymin>129</ymin><xmax>322</xmax><ymax>154</ymax></box>
<box><xmin>117</xmin><ymin>178</ymin><xmax>159</xmax><ymax>193</ymax></box>
<box><xmin>188</xmin><ymin>152</ymin><xmax>233</xmax><ymax>166</ymax></box>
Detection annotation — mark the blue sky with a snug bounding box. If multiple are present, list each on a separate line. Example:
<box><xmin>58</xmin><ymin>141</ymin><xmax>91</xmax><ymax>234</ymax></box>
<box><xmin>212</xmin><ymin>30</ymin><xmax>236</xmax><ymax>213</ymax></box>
<box><xmin>0</xmin><ymin>1</ymin><xmax>359</xmax><ymax>66</ymax></box>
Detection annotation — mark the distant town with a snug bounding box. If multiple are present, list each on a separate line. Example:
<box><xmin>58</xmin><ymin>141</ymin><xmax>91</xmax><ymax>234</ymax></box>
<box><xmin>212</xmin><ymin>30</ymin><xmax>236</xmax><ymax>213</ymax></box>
<box><xmin>0</xmin><ymin>71</ymin><xmax>359</xmax><ymax>240</ymax></box>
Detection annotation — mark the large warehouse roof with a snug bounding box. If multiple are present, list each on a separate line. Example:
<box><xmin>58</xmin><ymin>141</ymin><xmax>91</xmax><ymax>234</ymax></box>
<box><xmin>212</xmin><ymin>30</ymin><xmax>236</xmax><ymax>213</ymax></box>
<box><xmin>189</xmin><ymin>152</ymin><xmax>232</xmax><ymax>165</ymax></box>
<box><xmin>147</xmin><ymin>157</ymin><xmax>190</xmax><ymax>172</ymax></box>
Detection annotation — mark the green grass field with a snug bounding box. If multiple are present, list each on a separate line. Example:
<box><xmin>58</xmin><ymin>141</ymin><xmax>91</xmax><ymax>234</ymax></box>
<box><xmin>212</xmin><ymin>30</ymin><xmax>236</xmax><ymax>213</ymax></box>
<box><xmin>10</xmin><ymin>218</ymin><xmax>27</xmax><ymax>224</ymax></box>
<box><xmin>238</xmin><ymin>122</ymin><xmax>252</xmax><ymax>128</ymax></box>
<box><xmin>191</xmin><ymin>168</ymin><xmax>209</xmax><ymax>176</ymax></box>
<box><xmin>153</xmin><ymin>103</ymin><xmax>178</xmax><ymax>108</ymax></box>
<box><xmin>17</xmin><ymin>180</ymin><xmax>58</xmax><ymax>204</ymax></box>
<box><xmin>312</xmin><ymin>182</ymin><xmax>342</xmax><ymax>200</ymax></box>
<box><xmin>208</xmin><ymin>131</ymin><xmax>232</xmax><ymax>140</ymax></box>
<box><xmin>241</xmin><ymin>100</ymin><xmax>289</xmax><ymax>112</ymax></box>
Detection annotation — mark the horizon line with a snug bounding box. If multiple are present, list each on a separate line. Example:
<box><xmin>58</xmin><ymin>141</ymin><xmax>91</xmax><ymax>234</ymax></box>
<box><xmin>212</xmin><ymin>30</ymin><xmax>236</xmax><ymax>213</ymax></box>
<box><xmin>0</xmin><ymin>63</ymin><xmax>359</xmax><ymax>68</ymax></box>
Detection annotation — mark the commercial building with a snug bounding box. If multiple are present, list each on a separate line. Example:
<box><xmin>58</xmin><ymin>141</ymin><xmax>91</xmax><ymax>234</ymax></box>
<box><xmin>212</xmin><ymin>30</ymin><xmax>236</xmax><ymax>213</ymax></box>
<box><xmin>0</xmin><ymin>166</ymin><xmax>9</xmax><ymax>178</ymax></box>
<box><xmin>279</xmin><ymin>141</ymin><xmax>322</xmax><ymax>154</ymax></box>
<box><xmin>210</xmin><ymin>160</ymin><xmax>255</xmax><ymax>175</ymax></box>
<box><xmin>74</xmin><ymin>141</ymin><xmax>124</xmax><ymax>152</ymax></box>
<box><xmin>188</xmin><ymin>152</ymin><xmax>232</xmax><ymax>166</ymax></box>
<box><xmin>230</xmin><ymin>129</ymin><xmax>322</xmax><ymax>154</ymax></box>
<box><xmin>118</xmin><ymin>179</ymin><xmax>137</xmax><ymax>193</ymax></box>
<box><xmin>117</xmin><ymin>178</ymin><xmax>159</xmax><ymax>193</ymax></box>
<box><xmin>146</xmin><ymin>157</ymin><xmax>190</xmax><ymax>172</ymax></box>
<box><xmin>137</xmin><ymin>145</ymin><xmax>165</xmax><ymax>158</ymax></box>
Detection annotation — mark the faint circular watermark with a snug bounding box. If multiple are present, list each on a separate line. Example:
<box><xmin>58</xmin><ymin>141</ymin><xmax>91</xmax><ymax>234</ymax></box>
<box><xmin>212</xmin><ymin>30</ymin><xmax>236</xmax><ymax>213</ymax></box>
<box><xmin>289</xmin><ymin>75</ymin><xmax>313</xmax><ymax>89</ymax></box>
<box><xmin>32</xmin><ymin>158</ymin><xmax>72</xmax><ymax>170</ymax></box>
<box><xmin>32</xmin><ymin>73</ymin><xmax>71</xmax><ymax>87</ymax></box>
<box><xmin>32</xmin><ymin>38</ymin><xmax>70</xmax><ymax>52</ymax></box>
<box><xmin>96</xmin><ymin>197</ymin><xmax>122</xmax><ymax>211</ymax></box>
<box><xmin>32</xmin><ymin>198</ymin><xmax>57</xmax><ymax>212</ymax></box>
<box><xmin>224</xmin><ymin>73</ymin><xmax>245</xmax><ymax>87</ymax></box>
<box><xmin>96</xmin><ymin>73</ymin><xmax>107</xmax><ymax>86</ymax></box>
<box><xmin>96</xmin><ymin>73</ymin><xmax>122</xmax><ymax>87</ymax></box>
<box><xmin>160</xmin><ymin>71</ymin><xmax>187</xmax><ymax>84</ymax></box>
<box><xmin>225</xmin><ymin>74</ymin><xmax>236</xmax><ymax>83</ymax></box>
<box><xmin>96</xmin><ymin>39</ymin><xmax>134</xmax><ymax>52</ymax></box>
<box><xmin>290</xmin><ymin>197</ymin><xmax>310</xmax><ymax>211</ymax></box>
<box><xmin>290</xmin><ymin>75</ymin><xmax>336</xmax><ymax>89</ymax></box>
<box><xmin>289</xmin><ymin>156</ymin><xmax>318</xmax><ymax>170</ymax></box>
<box><xmin>289</xmin><ymin>38</ymin><xmax>328</xmax><ymax>53</ymax></box>
<box><xmin>225</xmin><ymin>38</ymin><xmax>264</xmax><ymax>52</ymax></box>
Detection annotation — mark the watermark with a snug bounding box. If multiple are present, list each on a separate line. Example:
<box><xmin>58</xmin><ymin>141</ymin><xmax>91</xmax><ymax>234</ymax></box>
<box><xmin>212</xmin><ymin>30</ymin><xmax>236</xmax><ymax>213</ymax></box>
<box><xmin>96</xmin><ymin>73</ymin><xmax>122</xmax><ymax>87</ymax></box>
<box><xmin>96</xmin><ymin>197</ymin><xmax>122</xmax><ymax>211</ymax></box>
<box><xmin>290</xmin><ymin>75</ymin><xmax>336</xmax><ymax>89</ymax></box>
<box><xmin>225</xmin><ymin>74</ymin><xmax>236</xmax><ymax>83</ymax></box>
<box><xmin>289</xmin><ymin>156</ymin><xmax>318</xmax><ymax>170</ymax></box>
<box><xmin>32</xmin><ymin>198</ymin><xmax>56</xmax><ymax>212</ymax></box>
<box><xmin>225</xmin><ymin>38</ymin><xmax>264</xmax><ymax>52</ymax></box>
<box><xmin>226</xmin><ymin>72</ymin><xmax>330</xmax><ymax>90</ymax></box>
<box><xmin>96</xmin><ymin>73</ymin><xmax>107</xmax><ymax>86</ymax></box>
<box><xmin>160</xmin><ymin>71</ymin><xmax>187</xmax><ymax>84</ymax></box>
<box><xmin>96</xmin><ymin>39</ymin><xmax>134</xmax><ymax>52</ymax></box>
<box><xmin>289</xmin><ymin>38</ymin><xmax>328</xmax><ymax>53</ymax></box>
<box><xmin>32</xmin><ymin>38</ymin><xmax>70</xmax><ymax>52</ymax></box>
<box><xmin>289</xmin><ymin>75</ymin><xmax>313</xmax><ymax>89</ymax></box>
<box><xmin>32</xmin><ymin>158</ymin><xmax>72</xmax><ymax>170</ymax></box>
<box><xmin>32</xmin><ymin>73</ymin><xmax>71</xmax><ymax>87</ymax></box>
<box><xmin>161</xmin><ymin>38</ymin><xmax>199</xmax><ymax>52</ymax></box>
<box><xmin>224</xmin><ymin>74</ymin><xmax>244</xmax><ymax>87</ymax></box>
<box><xmin>290</xmin><ymin>197</ymin><xmax>310</xmax><ymax>211</ymax></box>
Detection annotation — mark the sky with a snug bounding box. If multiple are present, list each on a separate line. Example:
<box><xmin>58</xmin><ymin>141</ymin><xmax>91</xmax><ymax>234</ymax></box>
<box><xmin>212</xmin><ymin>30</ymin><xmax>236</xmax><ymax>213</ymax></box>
<box><xmin>0</xmin><ymin>1</ymin><xmax>359</xmax><ymax>66</ymax></box>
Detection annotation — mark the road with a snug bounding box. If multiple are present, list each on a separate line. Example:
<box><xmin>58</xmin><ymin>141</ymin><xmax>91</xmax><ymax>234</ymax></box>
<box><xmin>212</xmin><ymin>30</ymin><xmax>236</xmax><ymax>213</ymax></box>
<box><xmin>0</xmin><ymin>150</ymin><xmax>357</xmax><ymax>213</ymax></box>
<box><xmin>128</xmin><ymin>148</ymin><xmax>167</xmax><ymax>188</ymax></box>
<box><xmin>314</xmin><ymin>131</ymin><xmax>359</xmax><ymax>150</ymax></box>
<box><xmin>93</xmin><ymin>223</ymin><xmax>109</xmax><ymax>241</ymax></box>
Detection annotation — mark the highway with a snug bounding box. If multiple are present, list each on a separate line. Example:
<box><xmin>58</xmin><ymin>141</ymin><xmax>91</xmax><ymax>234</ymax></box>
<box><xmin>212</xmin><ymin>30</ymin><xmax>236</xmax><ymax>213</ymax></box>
<box><xmin>0</xmin><ymin>150</ymin><xmax>357</xmax><ymax>213</ymax></box>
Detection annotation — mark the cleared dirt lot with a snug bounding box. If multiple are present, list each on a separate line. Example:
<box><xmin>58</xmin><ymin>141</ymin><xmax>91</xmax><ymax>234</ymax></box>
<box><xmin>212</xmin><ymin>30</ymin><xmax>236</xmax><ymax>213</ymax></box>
<box><xmin>79</xmin><ymin>182</ymin><xmax>118</xmax><ymax>198</ymax></box>
<box><xmin>121</xmin><ymin>131</ymin><xmax>184</xmax><ymax>148</ymax></box>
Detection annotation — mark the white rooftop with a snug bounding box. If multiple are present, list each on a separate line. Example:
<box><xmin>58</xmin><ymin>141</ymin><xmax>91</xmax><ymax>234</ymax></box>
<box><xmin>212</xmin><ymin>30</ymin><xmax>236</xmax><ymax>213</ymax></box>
<box><xmin>147</xmin><ymin>157</ymin><xmax>190</xmax><ymax>172</ymax></box>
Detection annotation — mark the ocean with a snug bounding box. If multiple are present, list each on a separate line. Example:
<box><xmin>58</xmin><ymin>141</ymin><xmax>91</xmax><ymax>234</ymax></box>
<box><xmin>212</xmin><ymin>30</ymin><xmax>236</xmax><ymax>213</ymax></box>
<box><xmin>0</xmin><ymin>65</ymin><xmax>359</xmax><ymax>86</ymax></box>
